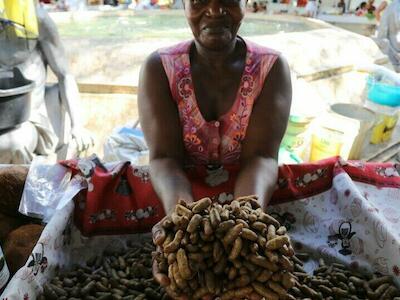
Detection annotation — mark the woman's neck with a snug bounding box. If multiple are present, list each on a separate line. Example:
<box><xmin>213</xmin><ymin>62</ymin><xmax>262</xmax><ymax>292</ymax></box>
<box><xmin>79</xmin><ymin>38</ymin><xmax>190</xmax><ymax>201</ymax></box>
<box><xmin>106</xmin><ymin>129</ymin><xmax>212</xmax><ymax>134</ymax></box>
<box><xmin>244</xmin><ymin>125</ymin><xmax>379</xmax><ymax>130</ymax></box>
<box><xmin>192</xmin><ymin>38</ymin><xmax>240</xmax><ymax>69</ymax></box>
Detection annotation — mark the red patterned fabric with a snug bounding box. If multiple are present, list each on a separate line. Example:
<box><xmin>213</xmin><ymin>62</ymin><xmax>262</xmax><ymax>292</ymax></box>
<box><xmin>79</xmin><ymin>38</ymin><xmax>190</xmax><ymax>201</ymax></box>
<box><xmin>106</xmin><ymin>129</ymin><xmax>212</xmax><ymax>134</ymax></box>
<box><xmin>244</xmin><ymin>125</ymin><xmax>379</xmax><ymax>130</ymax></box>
<box><xmin>158</xmin><ymin>39</ymin><xmax>279</xmax><ymax>165</ymax></box>
<box><xmin>60</xmin><ymin>157</ymin><xmax>400</xmax><ymax>237</ymax></box>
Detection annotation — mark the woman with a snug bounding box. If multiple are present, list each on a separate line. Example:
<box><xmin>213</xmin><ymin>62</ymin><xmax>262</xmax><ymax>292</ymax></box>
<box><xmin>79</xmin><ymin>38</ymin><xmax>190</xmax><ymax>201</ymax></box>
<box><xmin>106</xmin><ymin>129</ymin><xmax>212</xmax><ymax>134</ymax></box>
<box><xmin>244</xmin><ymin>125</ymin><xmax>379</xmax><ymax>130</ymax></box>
<box><xmin>355</xmin><ymin>2</ymin><xmax>367</xmax><ymax>16</ymax></box>
<box><xmin>337</xmin><ymin>0</ymin><xmax>345</xmax><ymax>14</ymax></box>
<box><xmin>366</xmin><ymin>0</ymin><xmax>376</xmax><ymax>13</ymax></box>
<box><xmin>374</xmin><ymin>0</ymin><xmax>388</xmax><ymax>22</ymax></box>
<box><xmin>305</xmin><ymin>0</ymin><xmax>318</xmax><ymax>17</ymax></box>
<box><xmin>138</xmin><ymin>0</ymin><xmax>291</xmax><ymax>297</ymax></box>
<box><xmin>375</xmin><ymin>0</ymin><xmax>400</xmax><ymax>71</ymax></box>
<box><xmin>252</xmin><ymin>1</ymin><xmax>259</xmax><ymax>12</ymax></box>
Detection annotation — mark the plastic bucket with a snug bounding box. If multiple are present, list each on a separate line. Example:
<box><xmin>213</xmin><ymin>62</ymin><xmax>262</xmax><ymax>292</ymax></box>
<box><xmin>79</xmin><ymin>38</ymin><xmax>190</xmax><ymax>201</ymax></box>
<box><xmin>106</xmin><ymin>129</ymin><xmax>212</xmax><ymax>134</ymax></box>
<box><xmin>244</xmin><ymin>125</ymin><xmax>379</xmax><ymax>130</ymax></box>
<box><xmin>366</xmin><ymin>76</ymin><xmax>400</xmax><ymax>108</ymax></box>
<box><xmin>278</xmin><ymin>147</ymin><xmax>303</xmax><ymax>164</ymax></box>
<box><xmin>310</xmin><ymin>127</ymin><xmax>343</xmax><ymax>162</ymax></box>
<box><xmin>0</xmin><ymin>68</ymin><xmax>34</xmax><ymax>130</ymax></box>
<box><xmin>369</xmin><ymin>113</ymin><xmax>398</xmax><ymax>144</ymax></box>
<box><xmin>310</xmin><ymin>103</ymin><xmax>375</xmax><ymax>161</ymax></box>
<box><xmin>331</xmin><ymin>103</ymin><xmax>375</xmax><ymax>159</ymax></box>
<box><xmin>366</xmin><ymin>76</ymin><xmax>400</xmax><ymax>144</ymax></box>
<box><xmin>281</xmin><ymin>115</ymin><xmax>314</xmax><ymax>153</ymax></box>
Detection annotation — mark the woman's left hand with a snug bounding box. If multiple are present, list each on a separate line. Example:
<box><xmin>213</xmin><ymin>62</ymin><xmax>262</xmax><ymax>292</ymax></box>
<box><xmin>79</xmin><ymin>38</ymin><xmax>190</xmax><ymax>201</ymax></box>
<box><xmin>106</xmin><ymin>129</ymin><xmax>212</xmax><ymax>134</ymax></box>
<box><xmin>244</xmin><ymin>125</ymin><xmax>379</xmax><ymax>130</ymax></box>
<box><xmin>152</xmin><ymin>217</ymin><xmax>169</xmax><ymax>285</ymax></box>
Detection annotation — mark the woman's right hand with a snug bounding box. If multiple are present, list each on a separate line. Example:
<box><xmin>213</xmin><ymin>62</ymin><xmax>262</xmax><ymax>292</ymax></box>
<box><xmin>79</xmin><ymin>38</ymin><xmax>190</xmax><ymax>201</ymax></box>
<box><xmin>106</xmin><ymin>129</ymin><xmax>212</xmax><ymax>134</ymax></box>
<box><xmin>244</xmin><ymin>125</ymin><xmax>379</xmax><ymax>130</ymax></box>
<box><xmin>152</xmin><ymin>218</ymin><xmax>189</xmax><ymax>300</ymax></box>
<box><xmin>152</xmin><ymin>218</ymin><xmax>168</xmax><ymax>285</ymax></box>
<box><xmin>152</xmin><ymin>215</ymin><xmax>214</xmax><ymax>300</ymax></box>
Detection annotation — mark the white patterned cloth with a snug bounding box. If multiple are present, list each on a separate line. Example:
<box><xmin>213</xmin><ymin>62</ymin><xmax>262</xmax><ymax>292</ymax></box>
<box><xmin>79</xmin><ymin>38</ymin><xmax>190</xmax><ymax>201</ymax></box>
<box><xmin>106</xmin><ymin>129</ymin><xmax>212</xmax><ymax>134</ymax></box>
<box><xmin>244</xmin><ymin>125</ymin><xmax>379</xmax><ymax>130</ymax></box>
<box><xmin>269</xmin><ymin>170</ymin><xmax>400</xmax><ymax>286</ymax></box>
<box><xmin>1</xmin><ymin>159</ymin><xmax>400</xmax><ymax>299</ymax></box>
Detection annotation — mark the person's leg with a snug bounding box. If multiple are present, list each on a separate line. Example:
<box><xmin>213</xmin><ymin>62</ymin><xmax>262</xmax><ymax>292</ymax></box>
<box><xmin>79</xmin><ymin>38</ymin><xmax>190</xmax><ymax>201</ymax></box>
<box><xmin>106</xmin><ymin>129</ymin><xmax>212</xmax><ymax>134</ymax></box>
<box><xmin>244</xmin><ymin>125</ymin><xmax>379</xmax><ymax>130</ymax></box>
<box><xmin>305</xmin><ymin>2</ymin><xmax>312</xmax><ymax>17</ymax></box>
<box><xmin>312</xmin><ymin>2</ymin><xmax>317</xmax><ymax>17</ymax></box>
<box><xmin>388</xmin><ymin>49</ymin><xmax>400</xmax><ymax>73</ymax></box>
<box><xmin>0</xmin><ymin>122</ymin><xmax>38</xmax><ymax>164</ymax></box>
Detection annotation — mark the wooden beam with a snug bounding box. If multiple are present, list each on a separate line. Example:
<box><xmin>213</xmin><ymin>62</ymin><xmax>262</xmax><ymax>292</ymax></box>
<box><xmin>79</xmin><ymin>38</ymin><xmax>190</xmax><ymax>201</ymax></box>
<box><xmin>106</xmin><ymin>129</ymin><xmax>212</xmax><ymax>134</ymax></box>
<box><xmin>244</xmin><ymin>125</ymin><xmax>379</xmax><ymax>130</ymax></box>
<box><xmin>77</xmin><ymin>83</ymin><xmax>138</xmax><ymax>95</ymax></box>
<box><xmin>365</xmin><ymin>139</ymin><xmax>400</xmax><ymax>162</ymax></box>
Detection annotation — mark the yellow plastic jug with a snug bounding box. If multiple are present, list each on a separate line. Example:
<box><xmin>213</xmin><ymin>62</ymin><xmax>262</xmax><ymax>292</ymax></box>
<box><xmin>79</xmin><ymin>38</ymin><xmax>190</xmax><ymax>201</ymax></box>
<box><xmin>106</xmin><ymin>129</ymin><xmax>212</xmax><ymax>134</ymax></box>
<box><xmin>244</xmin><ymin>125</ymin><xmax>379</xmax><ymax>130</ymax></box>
<box><xmin>0</xmin><ymin>0</ymin><xmax>39</xmax><ymax>39</ymax></box>
<box><xmin>310</xmin><ymin>126</ymin><xmax>343</xmax><ymax>162</ymax></box>
<box><xmin>370</xmin><ymin>112</ymin><xmax>398</xmax><ymax>144</ymax></box>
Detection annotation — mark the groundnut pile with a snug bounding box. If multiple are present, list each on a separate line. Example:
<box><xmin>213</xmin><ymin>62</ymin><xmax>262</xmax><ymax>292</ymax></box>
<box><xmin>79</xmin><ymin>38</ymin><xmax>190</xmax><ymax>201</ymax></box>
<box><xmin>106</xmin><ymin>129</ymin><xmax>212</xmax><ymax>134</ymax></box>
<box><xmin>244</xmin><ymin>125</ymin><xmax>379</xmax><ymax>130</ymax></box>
<box><xmin>37</xmin><ymin>242</ymin><xmax>167</xmax><ymax>300</ymax></box>
<box><xmin>34</xmin><ymin>194</ymin><xmax>400</xmax><ymax>300</ymax></box>
<box><xmin>290</xmin><ymin>253</ymin><xmax>400</xmax><ymax>300</ymax></box>
<box><xmin>155</xmin><ymin>196</ymin><xmax>296</xmax><ymax>300</ymax></box>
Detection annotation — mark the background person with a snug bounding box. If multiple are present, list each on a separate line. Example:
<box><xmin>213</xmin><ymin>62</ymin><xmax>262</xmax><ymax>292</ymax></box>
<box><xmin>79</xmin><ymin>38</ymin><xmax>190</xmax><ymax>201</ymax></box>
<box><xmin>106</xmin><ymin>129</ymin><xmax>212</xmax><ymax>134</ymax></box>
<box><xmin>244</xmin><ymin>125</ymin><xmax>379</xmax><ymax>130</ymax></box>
<box><xmin>0</xmin><ymin>0</ymin><xmax>93</xmax><ymax>163</ymax></box>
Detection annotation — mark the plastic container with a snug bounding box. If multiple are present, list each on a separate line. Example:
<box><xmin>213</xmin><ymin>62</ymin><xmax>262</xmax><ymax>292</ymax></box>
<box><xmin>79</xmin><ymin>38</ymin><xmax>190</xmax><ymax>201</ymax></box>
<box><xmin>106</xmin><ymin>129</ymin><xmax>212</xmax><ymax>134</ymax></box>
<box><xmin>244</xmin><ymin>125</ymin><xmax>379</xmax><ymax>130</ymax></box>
<box><xmin>0</xmin><ymin>0</ymin><xmax>39</xmax><ymax>39</ymax></box>
<box><xmin>331</xmin><ymin>103</ymin><xmax>376</xmax><ymax>158</ymax></box>
<box><xmin>366</xmin><ymin>75</ymin><xmax>400</xmax><ymax>144</ymax></box>
<box><xmin>284</xmin><ymin>77</ymin><xmax>325</xmax><ymax>161</ymax></box>
<box><xmin>278</xmin><ymin>147</ymin><xmax>303</xmax><ymax>164</ymax></box>
<box><xmin>0</xmin><ymin>68</ymin><xmax>34</xmax><ymax>130</ymax></box>
<box><xmin>310</xmin><ymin>103</ymin><xmax>375</xmax><ymax>161</ymax></box>
<box><xmin>310</xmin><ymin>125</ymin><xmax>344</xmax><ymax>162</ymax></box>
<box><xmin>366</xmin><ymin>101</ymin><xmax>398</xmax><ymax>144</ymax></box>
<box><xmin>366</xmin><ymin>76</ymin><xmax>400</xmax><ymax>107</ymax></box>
<box><xmin>281</xmin><ymin>115</ymin><xmax>314</xmax><ymax>152</ymax></box>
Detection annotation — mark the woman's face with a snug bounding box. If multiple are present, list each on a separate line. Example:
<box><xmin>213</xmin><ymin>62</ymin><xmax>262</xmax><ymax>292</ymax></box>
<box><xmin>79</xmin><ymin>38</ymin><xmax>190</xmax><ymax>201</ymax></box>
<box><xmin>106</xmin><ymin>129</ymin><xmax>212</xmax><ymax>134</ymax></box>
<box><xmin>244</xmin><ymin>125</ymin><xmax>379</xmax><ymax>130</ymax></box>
<box><xmin>184</xmin><ymin>0</ymin><xmax>246</xmax><ymax>51</ymax></box>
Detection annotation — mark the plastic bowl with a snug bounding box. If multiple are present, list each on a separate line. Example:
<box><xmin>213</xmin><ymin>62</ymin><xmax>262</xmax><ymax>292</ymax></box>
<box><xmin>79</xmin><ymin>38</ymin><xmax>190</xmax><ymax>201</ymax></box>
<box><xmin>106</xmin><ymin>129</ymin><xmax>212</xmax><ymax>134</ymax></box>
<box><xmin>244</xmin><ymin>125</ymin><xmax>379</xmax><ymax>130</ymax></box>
<box><xmin>0</xmin><ymin>68</ymin><xmax>34</xmax><ymax>130</ymax></box>
<box><xmin>366</xmin><ymin>76</ymin><xmax>400</xmax><ymax>107</ymax></box>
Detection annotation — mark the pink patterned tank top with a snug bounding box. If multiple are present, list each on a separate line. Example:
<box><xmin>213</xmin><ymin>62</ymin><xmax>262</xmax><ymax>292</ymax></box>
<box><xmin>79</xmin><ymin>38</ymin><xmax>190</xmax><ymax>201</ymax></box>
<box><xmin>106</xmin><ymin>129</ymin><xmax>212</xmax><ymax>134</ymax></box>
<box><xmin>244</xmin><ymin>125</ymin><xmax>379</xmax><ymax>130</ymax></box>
<box><xmin>159</xmin><ymin>38</ymin><xmax>279</xmax><ymax>165</ymax></box>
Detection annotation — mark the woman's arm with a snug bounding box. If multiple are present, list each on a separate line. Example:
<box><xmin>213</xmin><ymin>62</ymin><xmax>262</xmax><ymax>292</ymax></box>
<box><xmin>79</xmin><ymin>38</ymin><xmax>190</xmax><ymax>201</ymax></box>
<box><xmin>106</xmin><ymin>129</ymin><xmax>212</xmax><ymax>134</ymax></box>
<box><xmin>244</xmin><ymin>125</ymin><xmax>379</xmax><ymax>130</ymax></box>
<box><xmin>138</xmin><ymin>52</ymin><xmax>194</xmax><ymax>215</ymax></box>
<box><xmin>235</xmin><ymin>55</ymin><xmax>292</xmax><ymax>211</ymax></box>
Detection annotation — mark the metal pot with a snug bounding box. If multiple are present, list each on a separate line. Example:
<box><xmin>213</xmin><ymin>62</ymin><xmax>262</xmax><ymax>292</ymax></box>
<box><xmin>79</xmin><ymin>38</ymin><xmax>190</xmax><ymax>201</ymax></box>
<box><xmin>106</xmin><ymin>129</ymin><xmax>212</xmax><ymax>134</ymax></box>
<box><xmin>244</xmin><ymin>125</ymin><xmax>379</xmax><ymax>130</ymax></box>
<box><xmin>0</xmin><ymin>68</ymin><xmax>34</xmax><ymax>130</ymax></box>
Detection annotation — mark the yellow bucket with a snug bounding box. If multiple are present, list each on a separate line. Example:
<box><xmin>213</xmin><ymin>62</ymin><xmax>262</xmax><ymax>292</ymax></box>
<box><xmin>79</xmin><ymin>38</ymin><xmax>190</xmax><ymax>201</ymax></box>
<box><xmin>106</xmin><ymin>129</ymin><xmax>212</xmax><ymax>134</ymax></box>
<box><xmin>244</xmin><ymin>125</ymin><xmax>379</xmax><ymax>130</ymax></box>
<box><xmin>370</xmin><ymin>114</ymin><xmax>399</xmax><ymax>144</ymax></box>
<box><xmin>0</xmin><ymin>0</ymin><xmax>39</xmax><ymax>39</ymax></box>
<box><xmin>310</xmin><ymin>127</ymin><xmax>343</xmax><ymax>162</ymax></box>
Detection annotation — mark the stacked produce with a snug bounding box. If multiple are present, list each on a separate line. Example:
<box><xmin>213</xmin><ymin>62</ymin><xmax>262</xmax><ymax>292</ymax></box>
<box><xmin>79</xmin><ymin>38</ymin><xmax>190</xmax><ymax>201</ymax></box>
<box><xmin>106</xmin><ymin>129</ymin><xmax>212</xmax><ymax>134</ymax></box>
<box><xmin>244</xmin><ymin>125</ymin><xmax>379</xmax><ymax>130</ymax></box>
<box><xmin>37</xmin><ymin>242</ymin><xmax>167</xmax><ymax>300</ymax></box>
<box><xmin>0</xmin><ymin>166</ymin><xmax>29</xmax><ymax>217</ymax></box>
<box><xmin>34</xmin><ymin>195</ymin><xmax>400</xmax><ymax>300</ymax></box>
<box><xmin>155</xmin><ymin>196</ymin><xmax>296</xmax><ymax>300</ymax></box>
<box><xmin>0</xmin><ymin>166</ymin><xmax>32</xmax><ymax>244</ymax></box>
<box><xmin>35</xmin><ymin>241</ymin><xmax>400</xmax><ymax>300</ymax></box>
<box><xmin>0</xmin><ymin>166</ymin><xmax>44</xmax><ymax>281</ymax></box>
<box><xmin>3</xmin><ymin>224</ymin><xmax>45</xmax><ymax>274</ymax></box>
<box><xmin>290</xmin><ymin>253</ymin><xmax>400</xmax><ymax>300</ymax></box>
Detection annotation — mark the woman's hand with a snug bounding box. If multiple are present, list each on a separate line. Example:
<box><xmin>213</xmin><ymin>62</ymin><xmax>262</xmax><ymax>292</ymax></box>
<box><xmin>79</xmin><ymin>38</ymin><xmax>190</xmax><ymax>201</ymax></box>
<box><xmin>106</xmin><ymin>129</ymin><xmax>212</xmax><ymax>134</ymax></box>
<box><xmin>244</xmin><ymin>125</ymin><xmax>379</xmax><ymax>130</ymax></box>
<box><xmin>153</xmin><ymin>219</ymin><xmax>186</xmax><ymax>300</ymax></box>
<box><xmin>152</xmin><ymin>217</ymin><xmax>168</xmax><ymax>283</ymax></box>
<box><xmin>152</xmin><ymin>216</ymin><xmax>192</xmax><ymax>300</ymax></box>
<box><xmin>152</xmin><ymin>216</ymin><xmax>213</xmax><ymax>300</ymax></box>
<box><xmin>151</xmin><ymin>200</ymin><xmax>263</xmax><ymax>300</ymax></box>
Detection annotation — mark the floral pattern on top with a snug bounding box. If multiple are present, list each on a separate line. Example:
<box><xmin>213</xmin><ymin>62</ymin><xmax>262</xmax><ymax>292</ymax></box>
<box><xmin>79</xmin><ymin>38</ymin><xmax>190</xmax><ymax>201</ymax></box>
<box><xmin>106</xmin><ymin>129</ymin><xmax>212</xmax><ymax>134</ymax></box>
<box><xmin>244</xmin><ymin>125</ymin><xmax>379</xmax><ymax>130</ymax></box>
<box><xmin>159</xmin><ymin>39</ymin><xmax>279</xmax><ymax>165</ymax></box>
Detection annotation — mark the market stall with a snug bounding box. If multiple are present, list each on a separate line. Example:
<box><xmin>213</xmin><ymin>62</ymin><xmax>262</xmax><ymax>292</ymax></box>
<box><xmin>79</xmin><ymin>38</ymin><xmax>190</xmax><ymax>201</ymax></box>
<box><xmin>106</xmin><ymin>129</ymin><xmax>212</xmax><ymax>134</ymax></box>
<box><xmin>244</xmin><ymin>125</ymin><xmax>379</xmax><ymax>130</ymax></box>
<box><xmin>0</xmin><ymin>156</ymin><xmax>399</xmax><ymax>299</ymax></box>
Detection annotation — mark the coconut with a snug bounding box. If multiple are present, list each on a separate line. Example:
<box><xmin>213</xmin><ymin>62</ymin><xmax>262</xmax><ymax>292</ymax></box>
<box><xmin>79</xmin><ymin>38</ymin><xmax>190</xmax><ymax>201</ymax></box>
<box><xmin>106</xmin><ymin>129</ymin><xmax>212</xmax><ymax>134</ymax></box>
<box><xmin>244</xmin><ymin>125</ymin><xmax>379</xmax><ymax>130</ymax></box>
<box><xmin>3</xmin><ymin>224</ymin><xmax>44</xmax><ymax>275</ymax></box>
<box><xmin>0</xmin><ymin>166</ymin><xmax>29</xmax><ymax>217</ymax></box>
<box><xmin>0</xmin><ymin>212</ymin><xmax>25</xmax><ymax>243</ymax></box>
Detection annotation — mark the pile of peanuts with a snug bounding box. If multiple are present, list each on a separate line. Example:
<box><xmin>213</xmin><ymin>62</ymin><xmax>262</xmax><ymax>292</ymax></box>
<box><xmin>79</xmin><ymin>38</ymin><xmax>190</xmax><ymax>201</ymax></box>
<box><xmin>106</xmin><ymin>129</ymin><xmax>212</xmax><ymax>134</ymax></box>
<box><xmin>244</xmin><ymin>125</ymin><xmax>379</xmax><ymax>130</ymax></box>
<box><xmin>290</xmin><ymin>253</ymin><xmax>400</xmax><ymax>300</ymax></box>
<box><xmin>155</xmin><ymin>196</ymin><xmax>296</xmax><ymax>300</ymax></box>
<box><xmin>35</xmin><ymin>194</ymin><xmax>400</xmax><ymax>300</ymax></box>
<box><xmin>37</xmin><ymin>241</ymin><xmax>167</xmax><ymax>300</ymax></box>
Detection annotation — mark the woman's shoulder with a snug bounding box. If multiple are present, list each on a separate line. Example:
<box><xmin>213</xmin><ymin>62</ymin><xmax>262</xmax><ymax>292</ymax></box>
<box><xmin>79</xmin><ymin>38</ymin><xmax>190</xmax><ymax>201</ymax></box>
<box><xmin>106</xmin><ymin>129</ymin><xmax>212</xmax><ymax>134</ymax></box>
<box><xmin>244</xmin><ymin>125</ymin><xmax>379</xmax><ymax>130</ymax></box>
<box><xmin>140</xmin><ymin>41</ymin><xmax>192</xmax><ymax>90</ymax></box>
<box><xmin>142</xmin><ymin>40</ymin><xmax>190</xmax><ymax>72</ymax></box>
